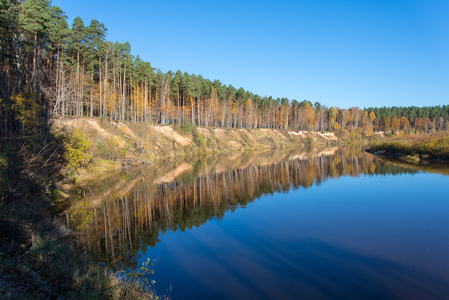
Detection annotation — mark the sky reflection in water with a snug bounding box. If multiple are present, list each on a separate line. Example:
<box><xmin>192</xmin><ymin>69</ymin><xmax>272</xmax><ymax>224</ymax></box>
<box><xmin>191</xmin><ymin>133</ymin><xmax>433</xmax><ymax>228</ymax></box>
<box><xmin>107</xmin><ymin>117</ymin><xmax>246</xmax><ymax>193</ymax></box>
<box><xmin>145</xmin><ymin>173</ymin><xmax>449</xmax><ymax>299</ymax></box>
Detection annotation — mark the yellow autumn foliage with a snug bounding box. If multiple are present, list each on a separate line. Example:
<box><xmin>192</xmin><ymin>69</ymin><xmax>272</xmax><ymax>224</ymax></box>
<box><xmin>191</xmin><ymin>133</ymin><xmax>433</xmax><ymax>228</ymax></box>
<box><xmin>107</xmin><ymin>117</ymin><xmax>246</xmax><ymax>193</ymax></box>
<box><xmin>65</xmin><ymin>129</ymin><xmax>91</xmax><ymax>170</ymax></box>
<box><xmin>11</xmin><ymin>91</ymin><xmax>41</xmax><ymax>135</ymax></box>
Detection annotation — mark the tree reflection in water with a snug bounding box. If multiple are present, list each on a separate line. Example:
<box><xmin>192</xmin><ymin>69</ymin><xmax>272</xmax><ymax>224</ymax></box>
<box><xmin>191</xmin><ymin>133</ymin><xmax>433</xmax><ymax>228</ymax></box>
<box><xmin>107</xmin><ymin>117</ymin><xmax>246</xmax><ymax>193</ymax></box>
<box><xmin>66</xmin><ymin>147</ymin><xmax>427</xmax><ymax>269</ymax></box>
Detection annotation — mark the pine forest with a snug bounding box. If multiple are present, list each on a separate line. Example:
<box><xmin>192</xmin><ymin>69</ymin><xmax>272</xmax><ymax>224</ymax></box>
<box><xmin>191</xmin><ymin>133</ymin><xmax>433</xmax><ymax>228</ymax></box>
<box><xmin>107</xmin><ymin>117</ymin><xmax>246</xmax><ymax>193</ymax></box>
<box><xmin>1</xmin><ymin>0</ymin><xmax>449</xmax><ymax>140</ymax></box>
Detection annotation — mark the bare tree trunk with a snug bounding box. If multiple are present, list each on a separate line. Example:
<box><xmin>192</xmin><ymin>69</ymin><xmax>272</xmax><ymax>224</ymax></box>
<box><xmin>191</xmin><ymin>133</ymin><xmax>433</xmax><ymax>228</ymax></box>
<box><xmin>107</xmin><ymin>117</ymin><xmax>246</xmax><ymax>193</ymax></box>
<box><xmin>90</xmin><ymin>74</ymin><xmax>93</xmax><ymax>117</ymax></box>
<box><xmin>122</xmin><ymin>61</ymin><xmax>126</xmax><ymax>121</ymax></box>
<box><xmin>103</xmin><ymin>49</ymin><xmax>109</xmax><ymax>117</ymax></box>
<box><xmin>144</xmin><ymin>81</ymin><xmax>148</xmax><ymax>123</ymax></box>
<box><xmin>99</xmin><ymin>57</ymin><xmax>102</xmax><ymax>116</ymax></box>
<box><xmin>76</xmin><ymin>49</ymin><xmax>80</xmax><ymax>115</ymax></box>
<box><xmin>81</xmin><ymin>65</ymin><xmax>85</xmax><ymax>116</ymax></box>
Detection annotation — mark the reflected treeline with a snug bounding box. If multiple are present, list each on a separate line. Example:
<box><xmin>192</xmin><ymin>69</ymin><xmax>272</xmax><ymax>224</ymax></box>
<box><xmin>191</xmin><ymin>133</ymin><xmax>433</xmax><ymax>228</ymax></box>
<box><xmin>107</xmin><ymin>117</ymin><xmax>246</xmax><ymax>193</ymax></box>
<box><xmin>380</xmin><ymin>157</ymin><xmax>449</xmax><ymax>176</ymax></box>
<box><xmin>67</xmin><ymin>148</ymin><xmax>422</xmax><ymax>268</ymax></box>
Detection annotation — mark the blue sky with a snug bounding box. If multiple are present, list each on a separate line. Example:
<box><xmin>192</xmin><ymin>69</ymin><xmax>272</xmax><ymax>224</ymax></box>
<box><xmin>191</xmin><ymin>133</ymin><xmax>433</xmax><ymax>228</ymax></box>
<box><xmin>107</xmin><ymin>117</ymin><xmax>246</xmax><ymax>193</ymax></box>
<box><xmin>52</xmin><ymin>0</ymin><xmax>449</xmax><ymax>109</ymax></box>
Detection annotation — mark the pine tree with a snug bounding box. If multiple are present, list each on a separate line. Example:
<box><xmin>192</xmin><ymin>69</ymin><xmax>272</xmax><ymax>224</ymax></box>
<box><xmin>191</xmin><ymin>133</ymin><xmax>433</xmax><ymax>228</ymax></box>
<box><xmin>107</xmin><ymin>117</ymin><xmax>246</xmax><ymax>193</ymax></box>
<box><xmin>19</xmin><ymin>0</ymin><xmax>51</xmax><ymax>89</ymax></box>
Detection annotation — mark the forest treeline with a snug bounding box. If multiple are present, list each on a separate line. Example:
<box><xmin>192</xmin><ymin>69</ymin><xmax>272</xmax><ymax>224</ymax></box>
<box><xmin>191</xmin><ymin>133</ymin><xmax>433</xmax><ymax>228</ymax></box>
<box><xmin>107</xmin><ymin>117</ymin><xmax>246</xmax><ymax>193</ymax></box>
<box><xmin>1</xmin><ymin>0</ymin><xmax>449</xmax><ymax>140</ymax></box>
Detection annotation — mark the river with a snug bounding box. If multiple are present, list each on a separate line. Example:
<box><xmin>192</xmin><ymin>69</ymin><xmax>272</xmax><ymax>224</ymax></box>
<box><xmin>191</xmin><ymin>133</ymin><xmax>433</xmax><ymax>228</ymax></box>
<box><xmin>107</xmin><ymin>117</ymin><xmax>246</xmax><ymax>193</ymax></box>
<box><xmin>68</xmin><ymin>147</ymin><xmax>449</xmax><ymax>299</ymax></box>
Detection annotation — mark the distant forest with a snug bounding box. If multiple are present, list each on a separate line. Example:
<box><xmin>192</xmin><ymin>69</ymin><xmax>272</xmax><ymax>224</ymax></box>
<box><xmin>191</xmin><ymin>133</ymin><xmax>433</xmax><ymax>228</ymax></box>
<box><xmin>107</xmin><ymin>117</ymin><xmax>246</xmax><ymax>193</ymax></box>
<box><xmin>1</xmin><ymin>0</ymin><xmax>448</xmax><ymax>139</ymax></box>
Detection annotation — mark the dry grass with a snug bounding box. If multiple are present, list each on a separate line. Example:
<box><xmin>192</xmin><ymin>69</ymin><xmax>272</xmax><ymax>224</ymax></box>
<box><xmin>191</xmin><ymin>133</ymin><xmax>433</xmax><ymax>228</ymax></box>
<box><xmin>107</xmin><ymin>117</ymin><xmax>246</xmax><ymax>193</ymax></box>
<box><xmin>370</xmin><ymin>131</ymin><xmax>449</xmax><ymax>161</ymax></box>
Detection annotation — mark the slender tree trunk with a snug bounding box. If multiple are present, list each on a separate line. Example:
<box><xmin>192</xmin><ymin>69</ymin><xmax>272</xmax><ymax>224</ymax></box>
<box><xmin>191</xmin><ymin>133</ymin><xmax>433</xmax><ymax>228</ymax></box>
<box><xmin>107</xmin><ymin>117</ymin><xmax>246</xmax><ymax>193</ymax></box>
<box><xmin>197</xmin><ymin>96</ymin><xmax>201</xmax><ymax>126</ymax></box>
<box><xmin>122</xmin><ymin>61</ymin><xmax>126</xmax><ymax>121</ymax></box>
<box><xmin>104</xmin><ymin>49</ymin><xmax>109</xmax><ymax>117</ymax></box>
<box><xmin>81</xmin><ymin>65</ymin><xmax>85</xmax><ymax>116</ymax></box>
<box><xmin>191</xmin><ymin>98</ymin><xmax>194</xmax><ymax>125</ymax></box>
<box><xmin>56</xmin><ymin>47</ymin><xmax>61</xmax><ymax>115</ymax></box>
<box><xmin>129</xmin><ymin>76</ymin><xmax>132</xmax><ymax>121</ymax></box>
<box><xmin>149</xmin><ymin>82</ymin><xmax>152</xmax><ymax>123</ymax></box>
<box><xmin>99</xmin><ymin>57</ymin><xmax>102</xmax><ymax>116</ymax></box>
<box><xmin>76</xmin><ymin>49</ymin><xmax>80</xmax><ymax>115</ymax></box>
<box><xmin>144</xmin><ymin>81</ymin><xmax>148</xmax><ymax>123</ymax></box>
<box><xmin>90</xmin><ymin>73</ymin><xmax>93</xmax><ymax>117</ymax></box>
<box><xmin>177</xmin><ymin>90</ymin><xmax>180</xmax><ymax>125</ymax></box>
<box><xmin>32</xmin><ymin>31</ymin><xmax>37</xmax><ymax>89</ymax></box>
<box><xmin>112</xmin><ymin>57</ymin><xmax>116</xmax><ymax>120</ymax></box>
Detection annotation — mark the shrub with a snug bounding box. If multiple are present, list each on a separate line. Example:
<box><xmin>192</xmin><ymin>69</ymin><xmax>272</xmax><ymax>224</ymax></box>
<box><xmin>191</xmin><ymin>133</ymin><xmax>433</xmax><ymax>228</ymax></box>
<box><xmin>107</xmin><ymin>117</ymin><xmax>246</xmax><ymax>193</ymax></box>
<box><xmin>65</xmin><ymin>129</ymin><xmax>91</xmax><ymax>170</ymax></box>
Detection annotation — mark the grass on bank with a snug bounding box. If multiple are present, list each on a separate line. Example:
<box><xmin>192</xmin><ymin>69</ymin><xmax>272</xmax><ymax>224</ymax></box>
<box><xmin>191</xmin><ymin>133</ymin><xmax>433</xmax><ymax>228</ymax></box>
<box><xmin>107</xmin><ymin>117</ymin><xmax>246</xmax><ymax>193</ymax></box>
<box><xmin>0</xmin><ymin>135</ymin><xmax>166</xmax><ymax>299</ymax></box>
<box><xmin>369</xmin><ymin>131</ymin><xmax>449</xmax><ymax>161</ymax></box>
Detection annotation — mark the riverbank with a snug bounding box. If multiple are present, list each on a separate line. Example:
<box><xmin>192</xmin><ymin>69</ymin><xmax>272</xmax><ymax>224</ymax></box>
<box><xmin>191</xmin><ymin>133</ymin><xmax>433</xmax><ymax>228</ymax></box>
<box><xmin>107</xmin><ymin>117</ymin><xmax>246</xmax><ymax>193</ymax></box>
<box><xmin>52</xmin><ymin>117</ymin><xmax>340</xmax><ymax>182</ymax></box>
<box><xmin>367</xmin><ymin>131</ymin><xmax>449</xmax><ymax>162</ymax></box>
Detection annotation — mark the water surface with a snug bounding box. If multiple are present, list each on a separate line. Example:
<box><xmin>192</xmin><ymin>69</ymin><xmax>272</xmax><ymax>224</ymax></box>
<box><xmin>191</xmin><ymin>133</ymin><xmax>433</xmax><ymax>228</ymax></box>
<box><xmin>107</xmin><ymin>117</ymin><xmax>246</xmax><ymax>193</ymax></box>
<box><xmin>70</xmin><ymin>148</ymin><xmax>449</xmax><ymax>299</ymax></box>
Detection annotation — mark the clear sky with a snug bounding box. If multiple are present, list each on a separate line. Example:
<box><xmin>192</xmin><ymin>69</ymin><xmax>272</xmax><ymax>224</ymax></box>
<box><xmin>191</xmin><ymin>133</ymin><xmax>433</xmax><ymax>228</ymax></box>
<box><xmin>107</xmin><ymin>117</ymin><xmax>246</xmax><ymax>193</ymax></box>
<box><xmin>52</xmin><ymin>0</ymin><xmax>449</xmax><ymax>109</ymax></box>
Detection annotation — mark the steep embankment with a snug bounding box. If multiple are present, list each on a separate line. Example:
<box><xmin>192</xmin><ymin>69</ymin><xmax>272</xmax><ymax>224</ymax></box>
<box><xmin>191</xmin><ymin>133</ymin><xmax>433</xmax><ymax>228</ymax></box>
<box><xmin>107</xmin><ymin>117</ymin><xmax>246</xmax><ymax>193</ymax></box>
<box><xmin>53</xmin><ymin>117</ymin><xmax>340</xmax><ymax>169</ymax></box>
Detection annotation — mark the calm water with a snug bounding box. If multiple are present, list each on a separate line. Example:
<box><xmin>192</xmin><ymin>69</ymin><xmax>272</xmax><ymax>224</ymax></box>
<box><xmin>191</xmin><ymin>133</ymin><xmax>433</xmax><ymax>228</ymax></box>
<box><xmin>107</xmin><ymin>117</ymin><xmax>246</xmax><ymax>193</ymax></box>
<box><xmin>71</xmin><ymin>148</ymin><xmax>449</xmax><ymax>299</ymax></box>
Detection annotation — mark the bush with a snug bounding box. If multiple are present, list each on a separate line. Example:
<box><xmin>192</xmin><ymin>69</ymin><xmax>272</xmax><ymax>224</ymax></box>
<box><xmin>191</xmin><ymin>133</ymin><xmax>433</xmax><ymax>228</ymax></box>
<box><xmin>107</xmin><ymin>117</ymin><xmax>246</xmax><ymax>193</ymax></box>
<box><xmin>64</xmin><ymin>129</ymin><xmax>91</xmax><ymax>170</ymax></box>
